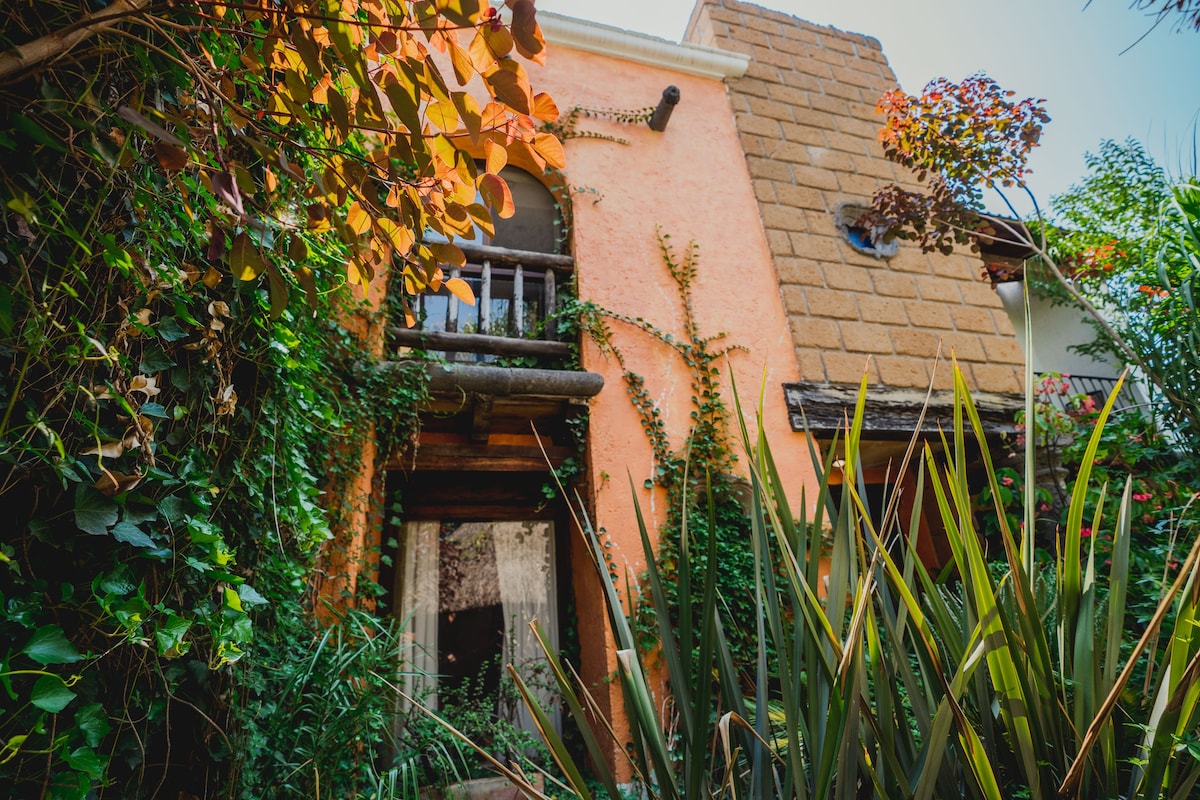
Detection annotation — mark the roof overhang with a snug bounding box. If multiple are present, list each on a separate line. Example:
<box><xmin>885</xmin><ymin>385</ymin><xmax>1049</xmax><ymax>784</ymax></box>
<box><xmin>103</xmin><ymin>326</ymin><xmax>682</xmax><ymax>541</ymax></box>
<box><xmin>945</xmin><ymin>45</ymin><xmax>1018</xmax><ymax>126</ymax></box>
<box><xmin>784</xmin><ymin>382</ymin><xmax>1023</xmax><ymax>441</ymax></box>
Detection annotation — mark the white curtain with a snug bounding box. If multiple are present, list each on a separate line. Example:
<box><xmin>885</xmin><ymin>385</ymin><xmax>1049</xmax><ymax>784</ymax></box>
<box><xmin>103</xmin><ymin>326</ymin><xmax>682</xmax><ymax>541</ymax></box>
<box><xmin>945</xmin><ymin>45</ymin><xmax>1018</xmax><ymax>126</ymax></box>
<box><xmin>397</xmin><ymin>520</ymin><xmax>439</xmax><ymax>710</ymax></box>
<box><xmin>396</xmin><ymin>520</ymin><xmax>560</xmax><ymax>735</ymax></box>
<box><xmin>492</xmin><ymin>521</ymin><xmax>560</xmax><ymax>734</ymax></box>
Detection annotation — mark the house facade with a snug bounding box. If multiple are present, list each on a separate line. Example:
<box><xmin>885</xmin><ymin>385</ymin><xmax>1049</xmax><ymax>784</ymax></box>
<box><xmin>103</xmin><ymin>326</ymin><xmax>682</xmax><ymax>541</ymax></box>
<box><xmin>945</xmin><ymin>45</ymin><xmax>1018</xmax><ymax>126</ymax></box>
<box><xmin>321</xmin><ymin>0</ymin><xmax>1030</xmax><ymax>773</ymax></box>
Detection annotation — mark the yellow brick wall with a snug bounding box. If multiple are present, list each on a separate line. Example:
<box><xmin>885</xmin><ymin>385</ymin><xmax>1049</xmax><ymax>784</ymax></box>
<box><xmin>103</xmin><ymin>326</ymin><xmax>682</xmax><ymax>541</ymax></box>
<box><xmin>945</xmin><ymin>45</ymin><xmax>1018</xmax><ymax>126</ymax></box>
<box><xmin>685</xmin><ymin>0</ymin><xmax>1023</xmax><ymax>394</ymax></box>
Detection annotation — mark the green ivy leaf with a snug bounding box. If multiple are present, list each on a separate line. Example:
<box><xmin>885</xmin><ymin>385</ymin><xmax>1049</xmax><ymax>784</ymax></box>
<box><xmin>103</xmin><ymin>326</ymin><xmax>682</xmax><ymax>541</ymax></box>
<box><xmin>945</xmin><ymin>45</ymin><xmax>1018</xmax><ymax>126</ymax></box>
<box><xmin>139</xmin><ymin>402</ymin><xmax>168</xmax><ymax>418</ymax></box>
<box><xmin>30</xmin><ymin>674</ymin><xmax>77</xmax><ymax>713</ymax></box>
<box><xmin>139</xmin><ymin>345</ymin><xmax>176</xmax><ymax>374</ymax></box>
<box><xmin>96</xmin><ymin>565</ymin><xmax>138</xmax><ymax>596</ymax></box>
<box><xmin>111</xmin><ymin>521</ymin><xmax>155</xmax><ymax>548</ymax></box>
<box><xmin>63</xmin><ymin>745</ymin><xmax>106</xmax><ymax>780</ymax></box>
<box><xmin>156</xmin><ymin>316</ymin><xmax>189</xmax><ymax>342</ymax></box>
<box><xmin>23</xmin><ymin>626</ymin><xmax>83</xmax><ymax>665</ymax></box>
<box><xmin>158</xmin><ymin>495</ymin><xmax>188</xmax><ymax>524</ymax></box>
<box><xmin>154</xmin><ymin>614</ymin><xmax>192</xmax><ymax>658</ymax></box>
<box><xmin>238</xmin><ymin>583</ymin><xmax>269</xmax><ymax>608</ymax></box>
<box><xmin>75</xmin><ymin>703</ymin><xmax>112</xmax><ymax>748</ymax></box>
<box><xmin>74</xmin><ymin>486</ymin><xmax>118</xmax><ymax>535</ymax></box>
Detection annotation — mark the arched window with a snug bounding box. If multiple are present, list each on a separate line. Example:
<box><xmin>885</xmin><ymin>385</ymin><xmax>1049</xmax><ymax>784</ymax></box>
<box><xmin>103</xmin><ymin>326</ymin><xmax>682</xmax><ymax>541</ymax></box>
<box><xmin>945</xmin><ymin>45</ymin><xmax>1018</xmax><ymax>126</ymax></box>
<box><xmin>414</xmin><ymin>167</ymin><xmax>571</xmax><ymax>346</ymax></box>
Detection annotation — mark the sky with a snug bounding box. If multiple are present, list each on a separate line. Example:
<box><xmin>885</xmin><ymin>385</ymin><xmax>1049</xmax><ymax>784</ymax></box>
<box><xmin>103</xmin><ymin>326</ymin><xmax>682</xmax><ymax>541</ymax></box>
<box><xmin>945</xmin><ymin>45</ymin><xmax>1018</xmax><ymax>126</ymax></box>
<box><xmin>536</xmin><ymin>0</ymin><xmax>1200</xmax><ymax>216</ymax></box>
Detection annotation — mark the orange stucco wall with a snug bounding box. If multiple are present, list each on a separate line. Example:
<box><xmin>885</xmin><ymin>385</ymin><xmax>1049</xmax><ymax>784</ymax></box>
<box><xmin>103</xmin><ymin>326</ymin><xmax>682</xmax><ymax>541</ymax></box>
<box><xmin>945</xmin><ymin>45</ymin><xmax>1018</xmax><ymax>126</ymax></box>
<box><xmin>523</xmin><ymin>39</ymin><xmax>817</xmax><ymax>766</ymax></box>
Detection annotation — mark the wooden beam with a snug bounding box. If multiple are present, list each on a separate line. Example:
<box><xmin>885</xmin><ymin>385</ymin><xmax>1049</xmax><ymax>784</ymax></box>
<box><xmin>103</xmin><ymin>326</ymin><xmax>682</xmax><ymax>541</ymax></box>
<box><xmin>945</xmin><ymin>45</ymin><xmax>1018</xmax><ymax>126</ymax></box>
<box><xmin>380</xmin><ymin>362</ymin><xmax>604</xmax><ymax>398</ymax></box>
<box><xmin>783</xmin><ymin>382</ymin><xmax>1022</xmax><ymax>439</ymax></box>
<box><xmin>388</xmin><ymin>327</ymin><xmax>573</xmax><ymax>358</ymax></box>
<box><xmin>389</xmin><ymin>443</ymin><xmax>574</xmax><ymax>471</ymax></box>
<box><xmin>454</xmin><ymin>241</ymin><xmax>574</xmax><ymax>270</ymax></box>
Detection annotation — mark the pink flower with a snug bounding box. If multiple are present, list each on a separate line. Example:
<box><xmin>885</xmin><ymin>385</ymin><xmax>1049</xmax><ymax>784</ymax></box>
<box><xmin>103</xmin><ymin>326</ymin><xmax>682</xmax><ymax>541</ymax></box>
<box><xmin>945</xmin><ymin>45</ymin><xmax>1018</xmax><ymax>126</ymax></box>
<box><xmin>1081</xmin><ymin>527</ymin><xmax>1093</xmax><ymax>538</ymax></box>
<box><xmin>1001</xmin><ymin>476</ymin><xmax>1014</xmax><ymax>487</ymax></box>
<box><xmin>1133</xmin><ymin>492</ymin><xmax>1152</xmax><ymax>502</ymax></box>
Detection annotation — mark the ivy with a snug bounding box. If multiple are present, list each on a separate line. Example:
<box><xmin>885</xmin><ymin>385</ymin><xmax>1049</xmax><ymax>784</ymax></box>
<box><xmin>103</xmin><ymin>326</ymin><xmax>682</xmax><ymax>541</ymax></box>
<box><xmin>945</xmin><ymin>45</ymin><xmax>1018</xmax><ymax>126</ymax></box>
<box><xmin>575</xmin><ymin>233</ymin><xmax>768</xmax><ymax>673</ymax></box>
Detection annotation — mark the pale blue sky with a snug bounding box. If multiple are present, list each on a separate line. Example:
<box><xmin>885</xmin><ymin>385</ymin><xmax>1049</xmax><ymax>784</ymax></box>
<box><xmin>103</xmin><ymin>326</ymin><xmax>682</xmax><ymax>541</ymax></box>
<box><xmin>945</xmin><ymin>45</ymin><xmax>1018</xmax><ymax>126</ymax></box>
<box><xmin>537</xmin><ymin>0</ymin><xmax>1200</xmax><ymax>216</ymax></box>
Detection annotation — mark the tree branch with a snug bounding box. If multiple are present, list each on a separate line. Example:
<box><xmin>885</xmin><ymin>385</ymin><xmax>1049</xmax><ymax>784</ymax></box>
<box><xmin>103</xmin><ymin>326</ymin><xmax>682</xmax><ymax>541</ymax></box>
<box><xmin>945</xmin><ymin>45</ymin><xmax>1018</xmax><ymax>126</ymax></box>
<box><xmin>0</xmin><ymin>0</ymin><xmax>153</xmax><ymax>82</ymax></box>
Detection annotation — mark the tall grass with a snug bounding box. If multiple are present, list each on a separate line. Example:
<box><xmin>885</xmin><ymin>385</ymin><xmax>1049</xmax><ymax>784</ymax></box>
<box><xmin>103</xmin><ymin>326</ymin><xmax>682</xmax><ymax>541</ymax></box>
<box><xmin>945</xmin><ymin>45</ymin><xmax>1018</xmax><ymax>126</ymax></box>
<box><xmin>506</xmin><ymin>363</ymin><xmax>1200</xmax><ymax>800</ymax></box>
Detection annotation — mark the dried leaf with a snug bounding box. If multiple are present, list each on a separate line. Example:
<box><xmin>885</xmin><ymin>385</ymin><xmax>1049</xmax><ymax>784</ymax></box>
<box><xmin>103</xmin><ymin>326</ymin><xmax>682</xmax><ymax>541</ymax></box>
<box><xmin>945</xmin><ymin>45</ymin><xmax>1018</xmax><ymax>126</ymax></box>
<box><xmin>207</xmin><ymin>225</ymin><xmax>227</xmax><ymax>262</ymax></box>
<box><xmin>95</xmin><ymin>469</ymin><xmax>144</xmax><ymax>496</ymax></box>
<box><xmin>117</xmin><ymin>106</ymin><xmax>185</xmax><ymax>147</ymax></box>
<box><xmin>129</xmin><ymin>375</ymin><xmax>160</xmax><ymax>397</ymax></box>
<box><xmin>154</xmin><ymin>141</ymin><xmax>189</xmax><ymax>171</ymax></box>
<box><xmin>210</xmin><ymin>172</ymin><xmax>244</xmax><ymax>216</ymax></box>
<box><xmin>81</xmin><ymin>440</ymin><xmax>126</xmax><ymax>458</ymax></box>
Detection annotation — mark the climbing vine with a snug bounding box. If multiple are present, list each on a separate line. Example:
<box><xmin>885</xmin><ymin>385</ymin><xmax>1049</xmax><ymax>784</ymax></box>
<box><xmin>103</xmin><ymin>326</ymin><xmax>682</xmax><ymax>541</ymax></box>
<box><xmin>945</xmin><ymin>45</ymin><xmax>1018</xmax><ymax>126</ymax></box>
<box><xmin>574</xmin><ymin>233</ymin><xmax>766</xmax><ymax>671</ymax></box>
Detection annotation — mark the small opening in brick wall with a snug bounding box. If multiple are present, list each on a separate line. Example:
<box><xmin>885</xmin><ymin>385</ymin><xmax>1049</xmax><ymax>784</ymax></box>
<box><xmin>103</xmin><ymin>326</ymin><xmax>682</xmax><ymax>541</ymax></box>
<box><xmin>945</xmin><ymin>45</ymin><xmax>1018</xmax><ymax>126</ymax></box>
<box><xmin>834</xmin><ymin>202</ymin><xmax>898</xmax><ymax>260</ymax></box>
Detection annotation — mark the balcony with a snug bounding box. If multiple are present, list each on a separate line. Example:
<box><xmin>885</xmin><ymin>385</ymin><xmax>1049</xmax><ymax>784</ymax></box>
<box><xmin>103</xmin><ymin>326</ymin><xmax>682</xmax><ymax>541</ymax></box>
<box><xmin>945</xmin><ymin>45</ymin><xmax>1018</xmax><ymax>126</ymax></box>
<box><xmin>389</xmin><ymin>240</ymin><xmax>576</xmax><ymax>364</ymax></box>
<box><xmin>385</xmin><ymin>240</ymin><xmax>602</xmax><ymax>472</ymax></box>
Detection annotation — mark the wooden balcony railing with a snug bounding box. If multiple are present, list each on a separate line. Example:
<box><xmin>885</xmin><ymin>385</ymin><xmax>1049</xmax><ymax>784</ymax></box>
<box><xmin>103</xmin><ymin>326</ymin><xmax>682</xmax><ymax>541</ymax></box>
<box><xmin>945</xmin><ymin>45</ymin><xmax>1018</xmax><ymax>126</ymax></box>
<box><xmin>389</xmin><ymin>241</ymin><xmax>574</xmax><ymax>362</ymax></box>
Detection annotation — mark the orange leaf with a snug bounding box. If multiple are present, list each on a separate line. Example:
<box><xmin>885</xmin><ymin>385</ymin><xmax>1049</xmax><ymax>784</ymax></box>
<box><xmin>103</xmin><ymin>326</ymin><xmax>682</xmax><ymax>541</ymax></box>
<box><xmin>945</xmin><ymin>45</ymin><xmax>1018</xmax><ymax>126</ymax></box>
<box><xmin>429</xmin><ymin>242</ymin><xmax>467</xmax><ymax>267</ymax></box>
<box><xmin>427</xmin><ymin>98</ymin><xmax>460</xmax><ymax>133</ymax></box>
<box><xmin>532</xmin><ymin>93</ymin><xmax>559</xmax><ymax>123</ymax></box>
<box><xmin>445</xmin><ymin>276</ymin><xmax>476</xmax><ymax>306</ymax></box>
<box><xmin>346</xmin><ymin>201</ymin><xmax>372</xmax><ymax>236</ymax></box>
<box><xmin>448</xmin><ymin>38</ymin><xmax>474</xmax><ymax>86</ymax></box>
<box><xmin>452</xmin><ymin>92</ymin><xmax>482</xmax><ymax>142</ymax></box>
<box><xmin>481</xmin><ymin>23</ymin><xmax>514</xmax><ymax>59</ymax></box>
<box><xmin>267</xmin><ymin>263</ymin><xmax>289</xmax><ymax>319</ymax></box>
<box><xmin>376</xmin><ymin>218</ymin><xmax>416</xmax><ymax>254</ymax></box>
<box><xmin>484</xmin><ymin>139</ymin><xmax>507</xmax><ymax>175</ymax></box>
<box><xmin>484</xmin><ymin>60</ymin><xmax>532</xmax><ymax>115</ymax></box>
<box><xmin>468</xmin><ymin>30</ymin><xmax>496</xmax><ymax>71</ymax></box>
<box><xmin>510</xmin><ymin>0</ymin><xmax>545</xmax><ymax>65</ymax></box>
<box><xmin>479</xmin><ymin>173</ymin><xmax>514</xmax><ymax>219</ymax></box>
<box><xmin>532</xmin><ymin>132</ymin><xmax>565</xmax><ymax>169</ymax></box>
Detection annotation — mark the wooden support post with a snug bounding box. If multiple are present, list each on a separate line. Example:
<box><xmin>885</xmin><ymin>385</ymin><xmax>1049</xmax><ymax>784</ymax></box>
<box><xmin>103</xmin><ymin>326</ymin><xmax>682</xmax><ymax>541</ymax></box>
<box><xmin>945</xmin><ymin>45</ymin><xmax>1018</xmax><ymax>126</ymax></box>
<box><xmin>543</xmin><ymin>268</ymin><xmax>557</xmax><ymax>341</ymax></box>
<box><xmin>480</xmin><ymin>259</ymin><xmax>492</xmax><ymax>335</ymax></box>
<box><xmin>513</xmin><ymin>263</ymin><xmax>525</xmax><ymax>337</ymax></box>
<box><xmin>447</xmin><ymin>266</ymin><xmax>460</xmax><ymax>333</ymax></box>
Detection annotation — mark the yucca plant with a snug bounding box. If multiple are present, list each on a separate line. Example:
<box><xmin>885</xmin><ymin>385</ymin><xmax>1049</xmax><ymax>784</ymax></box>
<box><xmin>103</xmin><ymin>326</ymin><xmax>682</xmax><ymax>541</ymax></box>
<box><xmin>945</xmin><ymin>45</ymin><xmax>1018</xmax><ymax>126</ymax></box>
<box><xmin>453</xmin><ymin>363</ymin><xmax>1200</xmax><ymax>800</ymax></box>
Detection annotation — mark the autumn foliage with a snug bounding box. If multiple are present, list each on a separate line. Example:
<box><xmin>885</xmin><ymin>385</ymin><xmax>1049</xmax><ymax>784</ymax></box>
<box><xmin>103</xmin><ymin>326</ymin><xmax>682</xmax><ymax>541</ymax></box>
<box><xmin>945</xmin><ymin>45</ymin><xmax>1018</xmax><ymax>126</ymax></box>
<box><xmin>863</xmin><ymin>74</ymin><xmax>1049</xmax><ymax>255</ymax></box>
